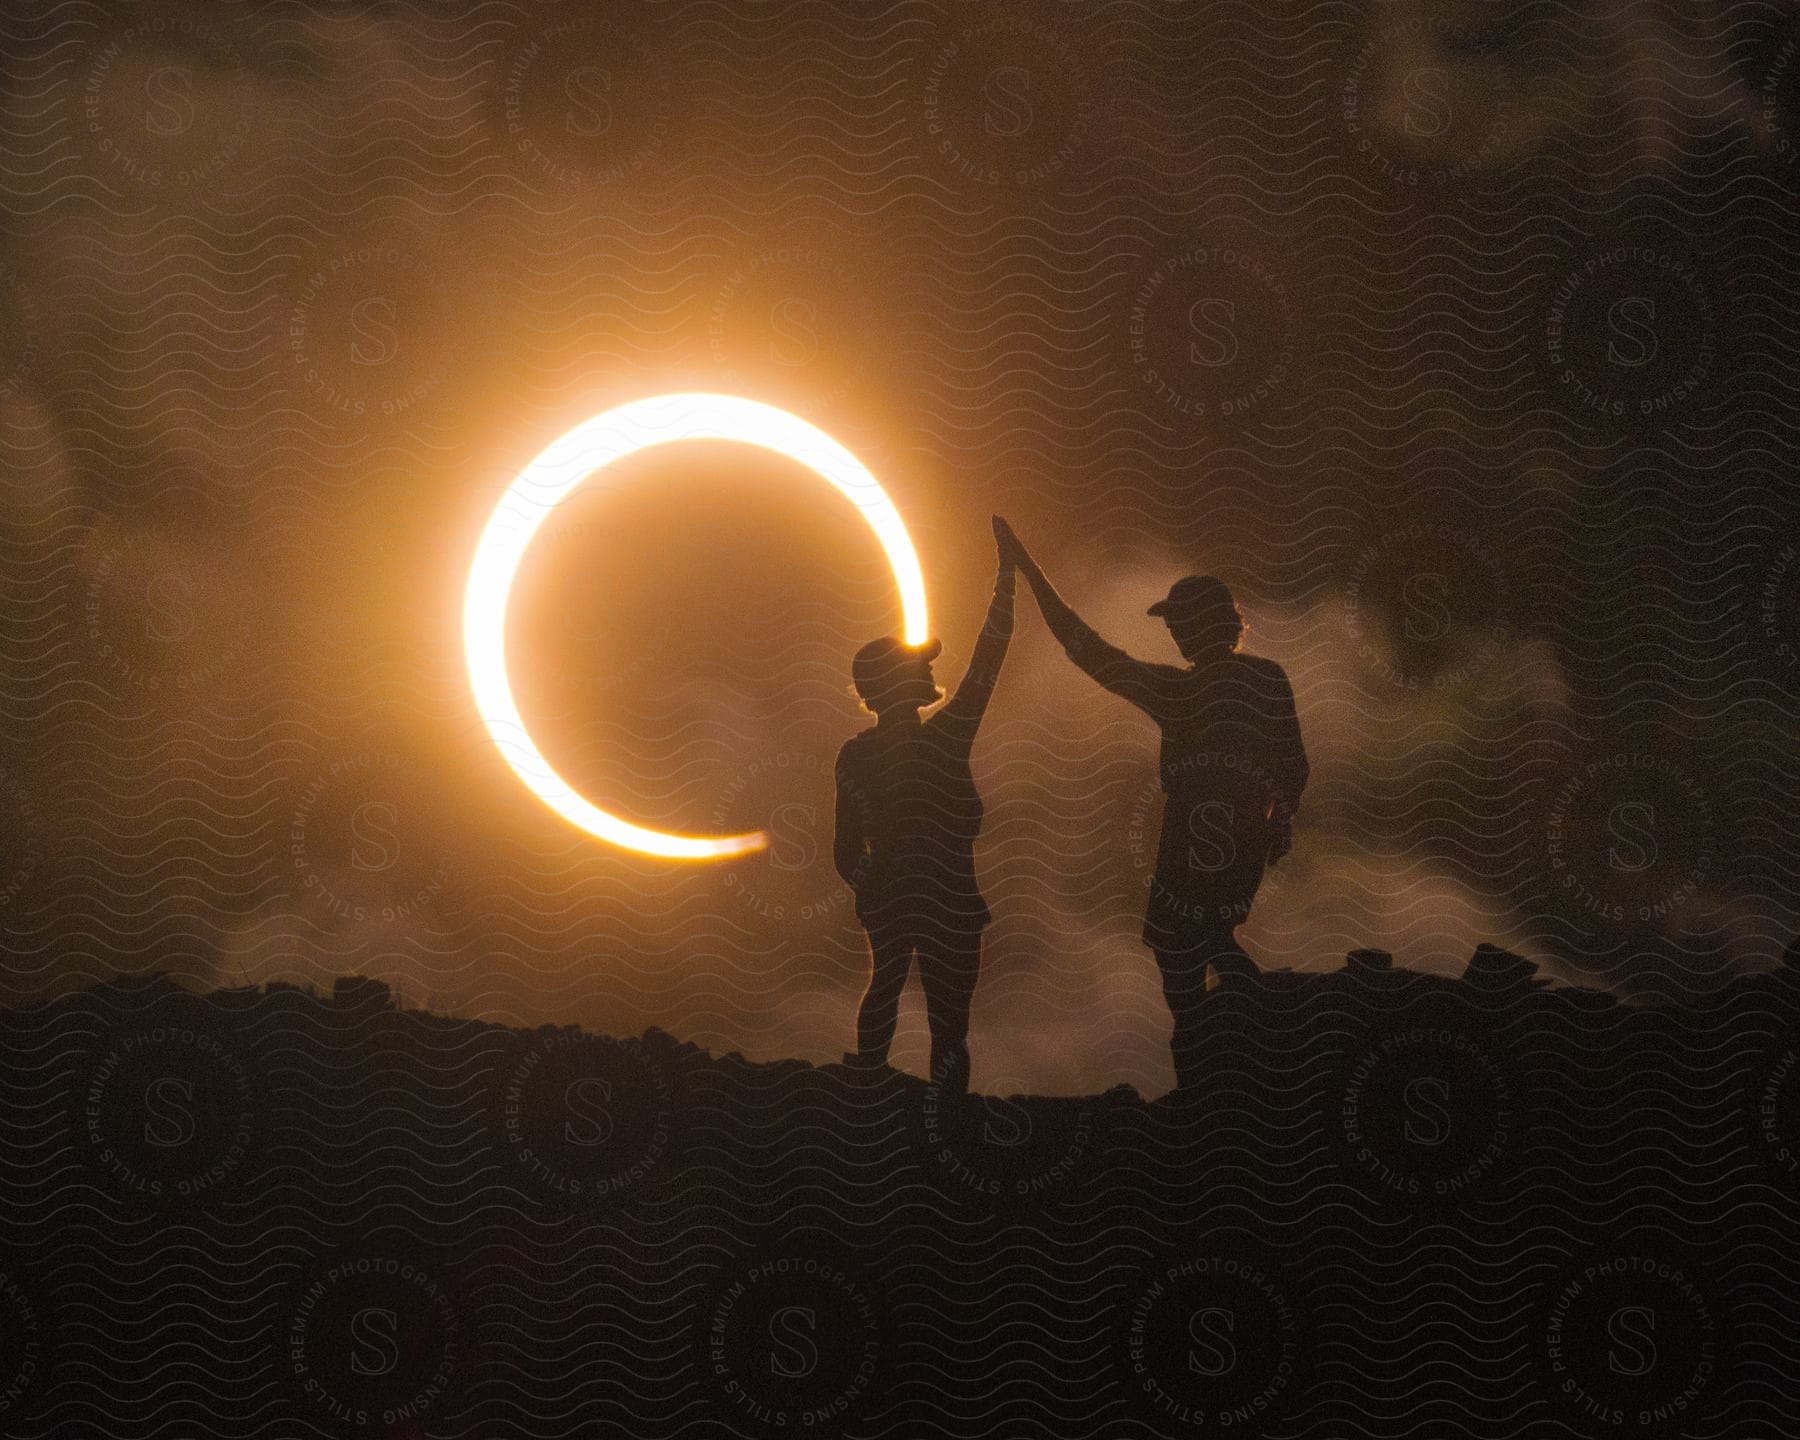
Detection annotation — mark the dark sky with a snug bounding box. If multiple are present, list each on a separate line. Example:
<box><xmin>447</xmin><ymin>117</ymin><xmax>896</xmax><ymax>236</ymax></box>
<box><xmin>1</xmin><ymin>0</ymin><xmax>1797</xmax><ymax>1094</ymax></box>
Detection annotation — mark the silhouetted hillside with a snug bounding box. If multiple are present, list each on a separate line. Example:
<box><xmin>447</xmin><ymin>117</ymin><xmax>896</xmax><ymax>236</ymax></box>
<box><xmin>2</xmin><ymin>951</ymin><xmax>1799</xmax><ymax>1437</ymax></box>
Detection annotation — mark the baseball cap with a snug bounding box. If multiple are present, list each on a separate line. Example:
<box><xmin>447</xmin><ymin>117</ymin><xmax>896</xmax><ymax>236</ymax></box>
<box><xmin>851</xmin><ymin>635</ymin><xmax>941</xmax><ymax>701</ymax></box>
<box><xmin>1147</xmin><ymin>574</ymin><xmax>1238</xmax><ymax>621</ymax></box>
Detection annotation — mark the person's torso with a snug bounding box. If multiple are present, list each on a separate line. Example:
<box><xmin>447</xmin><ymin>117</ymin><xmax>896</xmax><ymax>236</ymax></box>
<box><xmin>1153</xmin><ymin>656</ymin><xmax>1287</xmax><ymax>830</ymax></box>
<box><xmin>841</xmin><ymin>719</ymin><xmax>984</xmax><ymax>888</ymax></box>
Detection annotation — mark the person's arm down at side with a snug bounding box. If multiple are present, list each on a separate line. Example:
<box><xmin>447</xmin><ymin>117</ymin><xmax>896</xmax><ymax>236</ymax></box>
<box><xmin>832</xmin><ymin>739</ymin><xmax>871</xmax><ymax>888</ymax></box>
<box><xmin>1263</xmin><ymin>664</ymin><xmax>1309</xmax><ymax>864</ymax></box>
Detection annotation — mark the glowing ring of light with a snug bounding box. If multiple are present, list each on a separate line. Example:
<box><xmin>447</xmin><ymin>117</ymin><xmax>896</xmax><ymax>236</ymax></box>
<box><xmin>465</xmin><ymin>393</ymin><xmax>929</xmax><ymax>860</ymax></box>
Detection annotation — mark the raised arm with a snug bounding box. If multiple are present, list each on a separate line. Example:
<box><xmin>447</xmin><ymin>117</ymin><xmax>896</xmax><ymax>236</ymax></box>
<box><xmin>935</xmin><ymin>524</ymin><xmax>1016</xmax><ymax>740</ymax></box>
<box><xmin>996</xmin><ymin>517</ymin><xmax>1177</xmax><ymax>719</ymax></box>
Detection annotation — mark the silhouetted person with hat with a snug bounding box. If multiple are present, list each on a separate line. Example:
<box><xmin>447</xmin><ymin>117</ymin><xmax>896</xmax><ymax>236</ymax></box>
<box><xmin>997</xmin><ymin>520</ymin><xmax>1308</xmax><ymax>1090</ymax></box>
<box><xmin>832</xmin><ymin>518</ymin><xmax>1016</xmax><ymax>1100</ymax></box>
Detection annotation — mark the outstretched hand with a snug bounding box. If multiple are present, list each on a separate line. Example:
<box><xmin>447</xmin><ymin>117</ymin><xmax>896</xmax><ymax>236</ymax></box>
<box><xmin>992</xmin><ymin>515</ymin><xmax>1029</xmax><ymax>569</ymax></box>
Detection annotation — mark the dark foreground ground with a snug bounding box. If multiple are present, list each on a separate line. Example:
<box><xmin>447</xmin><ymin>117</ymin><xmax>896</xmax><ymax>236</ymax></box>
<box><xmin>2</xmin><ymin>953</ymin><xmax>1799</xmax><ymax>1439</ymax></box>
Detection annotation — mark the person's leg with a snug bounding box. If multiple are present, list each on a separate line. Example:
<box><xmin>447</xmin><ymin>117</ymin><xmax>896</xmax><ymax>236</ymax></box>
<box><xmin>1153</xmin><ymin>940</ymin><xmax>1210</xmax><ymax>1090</ymax></box>
<box><xmin>1218</xmin><ymin>841</ymin><xmax>1270</xmax><ymax>974</ymax></box>
<box><xmin>1148</xmin><ymin>828</ymin><xmax>1272</xmax><ymax>1087</ymax></box>
<box><xmin>918</xmin><ymin>923</ymin><xmax>980</xmax><ymax>1100</ymax></box>
<box><xmin>1208</xmin><ymin>934</ymin><xmax>1259</xmax><ymax>982</ymax></box>
<box><xmin>854</xmin><ymin>922</ymin><xmax>912</xmax><ymax>1063</ymax></box>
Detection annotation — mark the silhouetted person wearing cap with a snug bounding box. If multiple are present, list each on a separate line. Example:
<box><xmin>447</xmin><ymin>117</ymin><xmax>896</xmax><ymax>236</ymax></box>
<box><xmin>833</xmin><ymin>518</ymin><xmax>1016</xmax><ymax>1100</ymax></box>
<box><xmin>997</xmin><ymin>519</ymin><xmax>1308</xmax><ymax>1091</ymax></box>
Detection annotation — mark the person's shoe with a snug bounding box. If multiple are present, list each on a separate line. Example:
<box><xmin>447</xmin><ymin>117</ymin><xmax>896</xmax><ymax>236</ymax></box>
<box><xmin>1208</xmin><ymin>949</ymin><xmax>1260</xmax><ymax>987</ymax></box>
<box><xmin>1167</xmin><ymin>1073</ymin><xmax>1206</xmax><ymax>1102</ymax></box>
<box><xmin>838</xmin><ymin>1050</ymin><xmax>892</xmax><ymax>1080</ymax></box>
<box><xmin>931</xmin><ymin>1080</ymin><xmax>970</xmax><ymax>1107</ymax></box>
<box><xmin>926</xmin><ymin>1052</ymin><xmax>970</xmax><ymax>1102</ymax></box>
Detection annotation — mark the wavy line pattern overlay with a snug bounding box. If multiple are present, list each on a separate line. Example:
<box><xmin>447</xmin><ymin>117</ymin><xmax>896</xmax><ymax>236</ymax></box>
<box><xmin>1</xmin><ymin>0</ymin><xmax>1798</xmax><ymax>1434</ymax></box>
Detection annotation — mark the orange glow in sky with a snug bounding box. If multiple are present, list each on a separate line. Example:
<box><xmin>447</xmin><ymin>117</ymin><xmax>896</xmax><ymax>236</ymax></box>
<box><xmin>464</xmin><ymin>393</ymin><xmax>930</xmax><ymax>860</ymax></box>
